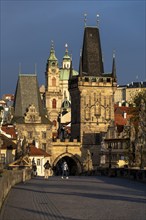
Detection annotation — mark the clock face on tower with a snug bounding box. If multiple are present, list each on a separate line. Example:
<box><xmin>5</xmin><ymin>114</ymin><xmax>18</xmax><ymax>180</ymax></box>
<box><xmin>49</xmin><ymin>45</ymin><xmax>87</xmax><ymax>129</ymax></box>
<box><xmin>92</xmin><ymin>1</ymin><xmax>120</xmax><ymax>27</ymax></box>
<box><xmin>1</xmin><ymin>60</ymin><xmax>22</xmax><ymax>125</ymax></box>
<box><xmin>51</xmin><ymin>68</ymin><xmax>56</xmax><ymax>73</ymax></box>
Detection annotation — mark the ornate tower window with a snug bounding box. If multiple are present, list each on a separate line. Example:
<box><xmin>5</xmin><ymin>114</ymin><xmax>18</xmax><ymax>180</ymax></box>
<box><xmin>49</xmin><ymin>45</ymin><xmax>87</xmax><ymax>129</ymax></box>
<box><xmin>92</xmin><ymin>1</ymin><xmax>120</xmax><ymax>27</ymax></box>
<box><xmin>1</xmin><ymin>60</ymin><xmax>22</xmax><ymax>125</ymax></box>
<box><xmin>52</xmin><ymin>99</ymin><xmax>57</xmax><ymax>108</ymax></box>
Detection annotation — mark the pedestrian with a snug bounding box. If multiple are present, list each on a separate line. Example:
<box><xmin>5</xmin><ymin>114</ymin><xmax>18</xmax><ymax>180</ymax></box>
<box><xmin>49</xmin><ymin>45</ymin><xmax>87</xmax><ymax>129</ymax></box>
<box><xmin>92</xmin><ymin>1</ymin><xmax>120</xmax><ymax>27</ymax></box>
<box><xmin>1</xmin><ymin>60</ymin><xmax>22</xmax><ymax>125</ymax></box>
<box><xmin>32</xmin><ymin>162</ymin><xmax>37</xmax><ymax>177</ymax></box>
<box><xmin>44</xmin><ymin>160</ymin><xmax>51</xmax><ymax>179</ymax></box>
<box><xmin>61</xmin><ymin>161</ymin><xmax>69</xmax><ymax>179</ymax></box>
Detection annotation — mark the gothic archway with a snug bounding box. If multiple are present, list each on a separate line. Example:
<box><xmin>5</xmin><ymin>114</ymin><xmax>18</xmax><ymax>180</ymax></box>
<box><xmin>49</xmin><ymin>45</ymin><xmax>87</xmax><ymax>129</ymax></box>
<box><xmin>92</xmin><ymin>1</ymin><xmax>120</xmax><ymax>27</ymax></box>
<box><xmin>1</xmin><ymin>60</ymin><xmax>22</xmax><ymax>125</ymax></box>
<box><xmin>52</xmin><ymin>153</ymin><xmax>82</xmax><ymax>176</ymax></box>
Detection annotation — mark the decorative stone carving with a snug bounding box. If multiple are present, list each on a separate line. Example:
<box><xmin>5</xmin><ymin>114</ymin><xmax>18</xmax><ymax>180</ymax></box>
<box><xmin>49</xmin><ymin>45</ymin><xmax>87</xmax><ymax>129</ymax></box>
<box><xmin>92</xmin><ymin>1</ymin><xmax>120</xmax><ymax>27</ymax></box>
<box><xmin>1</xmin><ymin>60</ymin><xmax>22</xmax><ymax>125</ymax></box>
<box><xmin>24</xmin><ymin>104</ymin><xmax>41</xmax><ymax>123</ymax></box>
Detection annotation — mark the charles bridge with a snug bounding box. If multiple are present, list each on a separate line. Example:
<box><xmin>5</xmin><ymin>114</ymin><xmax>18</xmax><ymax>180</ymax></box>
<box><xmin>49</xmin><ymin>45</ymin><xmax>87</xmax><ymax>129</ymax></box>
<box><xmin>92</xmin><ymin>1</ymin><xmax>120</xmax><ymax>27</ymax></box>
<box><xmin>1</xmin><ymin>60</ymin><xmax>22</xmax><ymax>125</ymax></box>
<box><xmin>0</xmin><ymin>168</ymin><xmax>146</xmax><ymax>220</ymax></box>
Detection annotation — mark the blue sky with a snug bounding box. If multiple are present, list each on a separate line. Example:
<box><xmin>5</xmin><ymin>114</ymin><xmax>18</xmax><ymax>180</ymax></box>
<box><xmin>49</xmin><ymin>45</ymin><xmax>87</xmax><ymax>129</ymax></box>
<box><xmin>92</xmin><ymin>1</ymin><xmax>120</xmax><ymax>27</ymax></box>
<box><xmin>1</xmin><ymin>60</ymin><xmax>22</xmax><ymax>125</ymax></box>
<box><xmin>0</xmin><ymin>0</ymin><xmax>146</xmax><ymax>97</ymax></box>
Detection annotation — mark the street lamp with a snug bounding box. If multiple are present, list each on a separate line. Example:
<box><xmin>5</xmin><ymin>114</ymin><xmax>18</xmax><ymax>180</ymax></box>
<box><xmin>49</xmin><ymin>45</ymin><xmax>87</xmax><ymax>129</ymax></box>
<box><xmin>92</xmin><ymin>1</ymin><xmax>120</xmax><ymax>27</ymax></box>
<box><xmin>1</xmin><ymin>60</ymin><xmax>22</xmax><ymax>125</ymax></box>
<box><xmin>108</xmin><ymin>143</ymin><xmax>112</xmax><ymax>169</ymax></box>
<box><xmin>140</xmin><ymin>144</ymin><xmax>144</xmax><ymax>169</ymax></box>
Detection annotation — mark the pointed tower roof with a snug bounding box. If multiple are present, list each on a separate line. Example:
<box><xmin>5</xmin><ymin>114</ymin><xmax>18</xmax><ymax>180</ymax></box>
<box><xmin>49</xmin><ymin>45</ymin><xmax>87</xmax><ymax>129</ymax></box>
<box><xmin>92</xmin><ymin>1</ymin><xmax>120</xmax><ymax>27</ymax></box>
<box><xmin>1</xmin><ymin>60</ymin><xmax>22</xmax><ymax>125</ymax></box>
<box><xmin>48</xmin><ymin>41</ymin><xmax>58</xmax><ymax>61</ymax></box>
<box><xmin>80</xmin><ymin>26</ymin><xmax>104</xmax><ymax>77</ymax></box>
<box><xmin>112</xmin><ymin>51</ymin><xmax>117</xmax><ymax>81</ymax></box>
<box><xmin>12</xmin><ymin>74</ymin><xmax>51</xmax><ymax>124</ymax></box>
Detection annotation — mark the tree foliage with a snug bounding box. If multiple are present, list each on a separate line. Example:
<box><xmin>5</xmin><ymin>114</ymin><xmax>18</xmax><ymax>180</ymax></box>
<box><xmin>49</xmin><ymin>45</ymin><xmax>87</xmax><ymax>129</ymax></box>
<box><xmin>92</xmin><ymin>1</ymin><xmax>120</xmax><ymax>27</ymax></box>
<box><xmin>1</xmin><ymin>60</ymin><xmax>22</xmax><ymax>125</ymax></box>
<box><xmin>133</xmin><ymin>90</ymin><xmax>146</xmax><ymax>107</ymax></box>
<box><xmin>129</xmin><ymin>90</ymin><xmax>146</xmax><ymax>129</ymax></box>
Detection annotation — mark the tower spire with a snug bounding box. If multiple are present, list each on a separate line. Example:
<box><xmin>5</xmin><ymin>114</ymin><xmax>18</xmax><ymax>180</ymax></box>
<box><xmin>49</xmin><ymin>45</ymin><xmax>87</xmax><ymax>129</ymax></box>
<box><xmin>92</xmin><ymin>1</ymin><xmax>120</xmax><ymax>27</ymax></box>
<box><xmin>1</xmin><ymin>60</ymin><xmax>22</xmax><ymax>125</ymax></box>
<box><xmin>112</xmin><ymin>50</ymin><xmax>117</xmax><ymax>81</ymax></box>
<box><xmin>51</xmin><ymin>40</ymin><xmax>54</xmax><ymax>50</ymax></box>
<box><xmin>62</xmin><ymin>43</ymin><xmax>71</xmax><ymax>69</ymax></box>
<box><xmin>65</xmin><ymin>43</ymin><xmax>68</xmax><ymax>55</ymax></box>
<box><xmin>48</xmin><ymin>40</ymin><xmax>58</xmax><ymax>62</ymax></box>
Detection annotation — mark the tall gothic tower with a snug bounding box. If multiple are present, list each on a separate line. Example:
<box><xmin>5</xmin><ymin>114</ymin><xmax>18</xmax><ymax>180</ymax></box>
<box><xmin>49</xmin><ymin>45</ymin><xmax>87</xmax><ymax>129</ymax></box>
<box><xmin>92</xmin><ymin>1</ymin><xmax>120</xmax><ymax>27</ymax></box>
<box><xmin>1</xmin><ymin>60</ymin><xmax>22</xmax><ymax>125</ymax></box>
<box><xmin>45</xmin><ymin>42</ymin><xmax>62</xmax><ymax>138</ymax></box>
<box><xmin>69</xmin><ymin>25</ymin><xmax>117</xmax><ymax>145</ymax></box>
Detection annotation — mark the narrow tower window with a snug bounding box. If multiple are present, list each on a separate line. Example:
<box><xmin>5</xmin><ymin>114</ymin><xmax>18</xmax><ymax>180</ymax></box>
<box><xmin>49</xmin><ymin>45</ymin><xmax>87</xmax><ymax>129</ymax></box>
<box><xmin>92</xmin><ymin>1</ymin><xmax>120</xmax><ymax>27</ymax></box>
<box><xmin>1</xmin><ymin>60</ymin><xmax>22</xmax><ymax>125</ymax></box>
<box><xmin>53</xmin><ymin>120</ymin><xmax>57</xmax><ymax>127</ymax></box>
<box><xmin>52</xmin><ymin>77</ymin><xmax>56</xmax><ymax>86</ymax></box>
<box><xmin>52</xmin><ymin>99</ymin><xmax>57</xmax><ymax>108</ymax></box>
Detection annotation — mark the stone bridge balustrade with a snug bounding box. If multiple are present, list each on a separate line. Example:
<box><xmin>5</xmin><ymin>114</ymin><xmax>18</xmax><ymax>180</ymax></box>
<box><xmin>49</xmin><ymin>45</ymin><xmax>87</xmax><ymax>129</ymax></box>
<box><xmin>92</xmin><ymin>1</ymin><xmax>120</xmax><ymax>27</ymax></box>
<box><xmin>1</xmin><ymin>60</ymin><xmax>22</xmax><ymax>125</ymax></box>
<box><xmin>0</xmin><ymin>169</ymin><xmax>31</xmax><ymax>209</ymax></box>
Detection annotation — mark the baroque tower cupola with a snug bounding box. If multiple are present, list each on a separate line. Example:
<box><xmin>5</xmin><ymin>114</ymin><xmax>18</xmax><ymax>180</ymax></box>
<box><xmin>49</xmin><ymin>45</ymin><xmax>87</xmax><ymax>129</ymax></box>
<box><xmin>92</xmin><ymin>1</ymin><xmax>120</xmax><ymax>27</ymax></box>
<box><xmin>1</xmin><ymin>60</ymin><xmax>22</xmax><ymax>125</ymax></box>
<box><xmin>62</xmin><ymin>44</ymin><xmax>71</xmax><ymax>69</ymax></box>
<box><xmin>48</xmin><ymin>40</ymin><xmax>58</xmax><ymax>67</ymax></box>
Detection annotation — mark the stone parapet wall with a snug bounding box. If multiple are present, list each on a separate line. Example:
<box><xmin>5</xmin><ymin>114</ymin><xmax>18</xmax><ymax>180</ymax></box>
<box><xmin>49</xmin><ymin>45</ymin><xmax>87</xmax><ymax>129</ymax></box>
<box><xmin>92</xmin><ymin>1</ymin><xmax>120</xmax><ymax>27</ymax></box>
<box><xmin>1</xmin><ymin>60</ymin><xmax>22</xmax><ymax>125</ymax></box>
<box><xmin>0</xmin><ymin>169</ymin><xmax>31</xmax><ymax>209</ymax></box>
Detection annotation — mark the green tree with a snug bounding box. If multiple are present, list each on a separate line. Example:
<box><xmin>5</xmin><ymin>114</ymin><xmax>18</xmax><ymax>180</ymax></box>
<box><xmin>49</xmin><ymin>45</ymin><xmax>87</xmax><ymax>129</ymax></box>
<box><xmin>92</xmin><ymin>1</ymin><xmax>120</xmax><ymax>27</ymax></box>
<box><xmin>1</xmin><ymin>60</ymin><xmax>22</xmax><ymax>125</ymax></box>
<box><xmin>129</xmin><ymin>90</ymin><xmax>146</xmax><ymax>168</ymax></box>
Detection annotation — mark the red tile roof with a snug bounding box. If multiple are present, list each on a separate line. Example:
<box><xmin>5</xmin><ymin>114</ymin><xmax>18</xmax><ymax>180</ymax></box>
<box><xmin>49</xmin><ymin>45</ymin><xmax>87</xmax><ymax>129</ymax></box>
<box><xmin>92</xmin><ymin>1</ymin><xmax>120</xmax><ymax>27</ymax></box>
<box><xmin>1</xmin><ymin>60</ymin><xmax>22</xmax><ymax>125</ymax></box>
<box><xmin>0</xmin><ymin>134</ymin><xmax>17</xmax><ymax>149</ymax></box>
<box><xmin>114</xmin><ymin>105</ymin><xmax>134</xmax><ymax>126</ymax></box>
<box><xmin>1</xmin><ymin>125</ymin><xmax>17</xmax><ymax>139</ymax></box>
<box><xmin>29</xmin><ymin>145</ymin><xmax>51</xmax><ymax>157</ymax></box>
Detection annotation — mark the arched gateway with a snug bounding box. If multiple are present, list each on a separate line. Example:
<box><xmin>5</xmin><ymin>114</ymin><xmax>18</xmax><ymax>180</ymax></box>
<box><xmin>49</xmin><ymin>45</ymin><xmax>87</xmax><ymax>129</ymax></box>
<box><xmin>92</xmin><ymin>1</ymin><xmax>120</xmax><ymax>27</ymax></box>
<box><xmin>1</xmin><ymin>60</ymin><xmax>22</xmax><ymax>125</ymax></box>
<box><xmin>52</xmin><ymin>153</ymin><xmax>82</xmax><ymax>176</ymax></box>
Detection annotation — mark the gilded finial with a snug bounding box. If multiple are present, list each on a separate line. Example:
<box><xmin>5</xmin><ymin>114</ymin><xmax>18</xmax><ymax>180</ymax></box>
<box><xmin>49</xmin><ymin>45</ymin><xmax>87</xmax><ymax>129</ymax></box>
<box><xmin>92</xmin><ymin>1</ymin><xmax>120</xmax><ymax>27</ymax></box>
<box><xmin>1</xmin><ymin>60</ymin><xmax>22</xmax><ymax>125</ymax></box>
<box><xmin>51</xmin><ymin>40</ymin><xmax>54</xmax><ymax>50</ymax></box>
<box><xmin>113</xmin><ymin>50</ymin><xmax>116</xmax><ymax>58</ymax></box>
<box><xmin>65</xmin><ymin>43</ymin><xmax>68</xmax><ymax>52</ymax></box>
<box><xmin>96</xmin><ymin>14</ymin><xmax>100</xmax><ymax>27</ymax></box>
<box><xmin>84</xmin><ymin>13</ymin><xmax>87</xmax><ymax>27</ymax></box>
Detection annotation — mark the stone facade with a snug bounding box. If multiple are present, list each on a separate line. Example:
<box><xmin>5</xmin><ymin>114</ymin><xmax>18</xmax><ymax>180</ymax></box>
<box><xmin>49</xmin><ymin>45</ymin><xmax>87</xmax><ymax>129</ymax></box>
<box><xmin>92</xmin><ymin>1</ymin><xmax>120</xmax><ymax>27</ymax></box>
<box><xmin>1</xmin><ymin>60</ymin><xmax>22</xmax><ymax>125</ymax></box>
<box><xmin>11</xmin><ymin>24</ymin><xmax>119</xmax><ymax>174</ymax></box>
<box><xmin>114</xmin><ymin>81</ymin><xmax>146</xmax><ymax>104</ymax></box>
<box><xmin>45</xmin><ymin>43</ymin><xmax>78</xmax><ymax>138</ymax></box>
<box><xmin>15</xmin><ymin>123</ymin><xmax>52</xmax><ymax>153</ymax></box>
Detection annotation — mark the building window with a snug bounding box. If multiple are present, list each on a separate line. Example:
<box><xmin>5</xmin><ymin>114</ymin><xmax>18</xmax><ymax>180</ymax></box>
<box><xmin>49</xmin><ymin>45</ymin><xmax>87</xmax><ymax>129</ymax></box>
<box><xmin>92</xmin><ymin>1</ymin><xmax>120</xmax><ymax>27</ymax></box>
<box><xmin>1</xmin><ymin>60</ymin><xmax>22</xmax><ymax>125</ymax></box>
<box><xmin>37</xmin><ymin>159</ymin><xmax>40</xmax><ymax>166</ymax></box>
<box><xmin>52</xmin><ymin>77</ymin><xmax>56</xmax><ymax>86</ymax></box>
<box><xmin>0</xmin><ymin>154</ymin><xmax>5</xmax><ymax>164</ymax></box>
<box><xmin>42</xmin><ymin>131</ymin><xmax>46</xmax><ymax>139</ymax></box>
<box><xmin>52</xmin><ymin>99</ymin><xmax>56</xmax><ymax>108</ymax></box>
<box><xmin>28</xmin><ymin>131</ymin><xmax>33</xmax><ymax>139</ymax></box>
<box><xmin>53</xmin><ymin>120</ymin><xmax>57</xmax><ymax>127</ymax></box>
<box><xmin>42</xmin><ymin>143</ymin><xmax>46</xmax><ymax>151</ymax></box>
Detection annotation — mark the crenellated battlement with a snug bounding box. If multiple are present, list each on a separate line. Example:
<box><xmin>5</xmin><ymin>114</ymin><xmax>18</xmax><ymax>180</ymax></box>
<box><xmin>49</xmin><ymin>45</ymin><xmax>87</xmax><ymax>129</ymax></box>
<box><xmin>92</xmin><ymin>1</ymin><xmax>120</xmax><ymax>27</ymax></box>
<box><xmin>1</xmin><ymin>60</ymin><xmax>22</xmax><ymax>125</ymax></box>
<box><xmin>80</xmin><ymin>76</ymin><xmax>117</xmax><ymax>86</ymax></box>
<box><xmin>69</xmin><ymin>76</ymin><xmax>117</xmax><ymax>89</ymax></box>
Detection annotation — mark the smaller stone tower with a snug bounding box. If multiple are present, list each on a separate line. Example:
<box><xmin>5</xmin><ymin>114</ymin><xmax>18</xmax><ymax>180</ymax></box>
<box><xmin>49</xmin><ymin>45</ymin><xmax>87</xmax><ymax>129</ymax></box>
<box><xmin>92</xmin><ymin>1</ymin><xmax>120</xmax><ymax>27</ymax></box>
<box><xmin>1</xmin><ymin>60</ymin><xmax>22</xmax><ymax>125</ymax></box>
<box><xmin>45</xmin><ymin>41</ymin><xmax>62</xmax><ymax>138</ymax></box>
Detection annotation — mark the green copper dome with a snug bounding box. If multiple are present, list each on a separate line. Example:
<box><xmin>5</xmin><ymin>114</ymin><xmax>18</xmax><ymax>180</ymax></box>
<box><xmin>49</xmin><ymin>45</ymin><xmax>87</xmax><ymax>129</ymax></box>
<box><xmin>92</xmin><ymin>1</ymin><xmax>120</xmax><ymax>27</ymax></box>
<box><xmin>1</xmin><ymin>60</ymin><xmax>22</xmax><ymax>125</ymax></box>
<box><xmin>59</xmin><ymin>68</ymin><xmax>78</xmax><ymax>80</ymax></box>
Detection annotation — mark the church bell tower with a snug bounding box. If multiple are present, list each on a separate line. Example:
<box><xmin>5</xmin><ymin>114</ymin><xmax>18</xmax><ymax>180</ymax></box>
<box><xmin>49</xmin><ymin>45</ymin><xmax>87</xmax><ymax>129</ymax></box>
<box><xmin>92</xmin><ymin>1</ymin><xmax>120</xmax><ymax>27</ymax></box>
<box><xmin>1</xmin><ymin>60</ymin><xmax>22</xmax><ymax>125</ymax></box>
<box><xmin>45</xmin><ymin>41</ymin><xmax>62</xmax><ymax>138</ymax></box>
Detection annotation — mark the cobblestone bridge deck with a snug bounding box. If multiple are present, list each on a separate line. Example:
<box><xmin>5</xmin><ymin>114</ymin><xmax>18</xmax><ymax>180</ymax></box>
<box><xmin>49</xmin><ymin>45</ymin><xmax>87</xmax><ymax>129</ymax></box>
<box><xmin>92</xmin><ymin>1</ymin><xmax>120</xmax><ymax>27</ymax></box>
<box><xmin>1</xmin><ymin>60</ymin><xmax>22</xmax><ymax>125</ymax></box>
<box><xmin>0</xmin><ymin>176</ymin><xmax>146</xmax><ymax>220</ymax></box>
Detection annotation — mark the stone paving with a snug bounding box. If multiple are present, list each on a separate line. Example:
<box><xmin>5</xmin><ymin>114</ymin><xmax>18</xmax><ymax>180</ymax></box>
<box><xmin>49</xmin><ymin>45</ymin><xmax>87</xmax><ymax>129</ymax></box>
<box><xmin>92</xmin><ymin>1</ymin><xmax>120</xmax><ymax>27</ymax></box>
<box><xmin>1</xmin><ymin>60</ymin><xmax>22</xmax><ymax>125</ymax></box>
<box><xmin>0</xmin><ymin>176</ymin><xmax>146</xmax><ymax>220</ymax></box>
